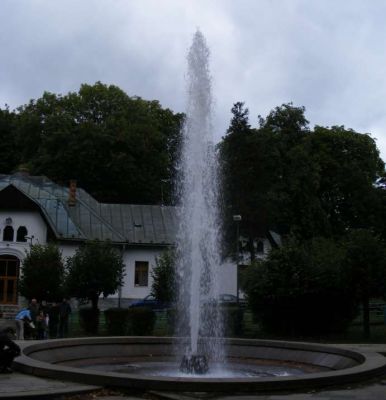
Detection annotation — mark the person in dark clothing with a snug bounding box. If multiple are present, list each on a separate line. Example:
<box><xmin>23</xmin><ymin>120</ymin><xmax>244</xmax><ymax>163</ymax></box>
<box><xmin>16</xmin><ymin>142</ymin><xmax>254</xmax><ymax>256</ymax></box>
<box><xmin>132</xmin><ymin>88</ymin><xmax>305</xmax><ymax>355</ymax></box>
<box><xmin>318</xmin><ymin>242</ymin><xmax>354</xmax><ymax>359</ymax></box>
<box><xmin>58</xmin><ymin>298</ymin><xmax>72</xmax><ymax>338</ymax></box>
<box><xmin>28</xmin><ymin>298</ymin><xmax>39</xmax><ymax>324</ymax></box>
<box><xmin>47</xmin><ymin>302</ymin><xmax>60</xmax><ymax>338</ymax></box>
<box><xmin>0</xmin><ymin>328</ymin><xmax>21</xmax><ymax>373</ymax></box>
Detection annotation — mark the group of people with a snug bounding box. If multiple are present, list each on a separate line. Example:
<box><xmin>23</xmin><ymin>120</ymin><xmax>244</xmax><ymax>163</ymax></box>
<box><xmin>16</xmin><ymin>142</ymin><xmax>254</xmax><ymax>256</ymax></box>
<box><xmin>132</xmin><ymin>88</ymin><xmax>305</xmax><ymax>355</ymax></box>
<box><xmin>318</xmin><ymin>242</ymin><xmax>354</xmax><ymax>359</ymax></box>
<box><xmin>15</xmin><ymin>298</ymin><xmax>72</xmax><ymax>340</ymax></box>
<box><xmin>0</xmin><ymin>298</ymin><xmax>72</xmax><ymax>374</ymax></box>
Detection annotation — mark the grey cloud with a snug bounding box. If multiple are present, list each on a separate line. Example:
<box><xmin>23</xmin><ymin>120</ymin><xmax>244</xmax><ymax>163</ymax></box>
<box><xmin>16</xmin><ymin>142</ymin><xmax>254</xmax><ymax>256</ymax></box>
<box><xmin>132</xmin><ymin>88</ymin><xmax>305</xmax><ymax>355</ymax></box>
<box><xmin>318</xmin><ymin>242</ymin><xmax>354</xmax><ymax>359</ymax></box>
<box><xmin>1</xmin><ymin>0</ymin><xmax>386</xmax><ymax>159</ymax></box>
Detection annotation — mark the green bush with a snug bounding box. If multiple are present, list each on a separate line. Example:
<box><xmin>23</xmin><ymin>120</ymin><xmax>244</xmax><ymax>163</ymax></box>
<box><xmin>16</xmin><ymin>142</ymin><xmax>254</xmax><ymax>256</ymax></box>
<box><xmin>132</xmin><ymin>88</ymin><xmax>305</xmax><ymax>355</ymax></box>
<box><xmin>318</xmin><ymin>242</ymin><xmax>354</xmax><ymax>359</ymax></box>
<box><xmin>243</xmin><ymin>238</ymin><xmax>358</xmax><ymax>336</ymax></box>
<box><xmin>104</xmin><ymin>308</ymin><xmax>130</xmax><ymax>335</ymax></box>
<box><xmin>127</xmin><ymin>307</ymin><xmax>156</xmax><ymax>335</ymax></box>
<box><xmin>79</xmin><ymin>307</ymin><xmax>100</xmax><ymax>335</ymax></box>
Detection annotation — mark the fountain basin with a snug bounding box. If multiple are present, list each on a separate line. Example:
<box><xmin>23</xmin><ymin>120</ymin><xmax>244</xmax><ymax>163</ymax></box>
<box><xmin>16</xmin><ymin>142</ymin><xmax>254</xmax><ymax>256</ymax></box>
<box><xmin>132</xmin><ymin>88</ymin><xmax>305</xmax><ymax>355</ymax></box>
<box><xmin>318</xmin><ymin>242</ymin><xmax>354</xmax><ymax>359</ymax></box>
<box><xmin>14</xmin><ymin>337</ymin><xmax>386</xmax><ymax>393</ymax></box>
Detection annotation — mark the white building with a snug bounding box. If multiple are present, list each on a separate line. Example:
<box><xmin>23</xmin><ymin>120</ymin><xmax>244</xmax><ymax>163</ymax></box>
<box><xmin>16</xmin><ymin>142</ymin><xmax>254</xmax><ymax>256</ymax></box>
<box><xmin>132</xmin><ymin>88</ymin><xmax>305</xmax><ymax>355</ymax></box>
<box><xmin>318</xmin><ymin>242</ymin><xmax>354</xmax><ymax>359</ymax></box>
<box><xmin>0</xmin><ymin>173</ymin><xmax>239</xmax><ymax>315</ymax></box>
<box><xmin>0</xmin><ymin>173</ymin><xmax>280</xmax><ymax>316</ymax></box>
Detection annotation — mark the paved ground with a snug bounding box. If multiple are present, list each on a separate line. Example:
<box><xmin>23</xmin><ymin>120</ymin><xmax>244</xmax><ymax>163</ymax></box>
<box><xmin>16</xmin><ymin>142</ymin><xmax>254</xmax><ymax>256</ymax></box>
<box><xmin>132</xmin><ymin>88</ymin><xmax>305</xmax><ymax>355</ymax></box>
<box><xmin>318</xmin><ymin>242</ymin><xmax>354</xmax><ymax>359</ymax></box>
<box><xmin>2</xmin><ymin>343</ymin><xmax>386</xmax><ymax>400</ymax></box>
<box><xmin>1</xmin><ymin>371</ymin><xmax>386</xmax><ymax>400</ymax></box>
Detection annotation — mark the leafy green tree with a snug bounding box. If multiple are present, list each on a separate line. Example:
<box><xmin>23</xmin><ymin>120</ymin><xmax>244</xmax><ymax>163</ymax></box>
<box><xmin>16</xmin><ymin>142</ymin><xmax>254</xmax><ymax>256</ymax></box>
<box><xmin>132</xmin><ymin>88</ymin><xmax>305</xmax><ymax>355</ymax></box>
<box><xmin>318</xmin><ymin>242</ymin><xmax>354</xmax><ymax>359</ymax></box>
<box><xmin>150</xmin><ymin>249</ymin><xmax>176</xmax><ymax>303</ymax></box>
<box><xmin>14</xmin><ymin>82</ymin><xmax>183</xmax><ymax>204</ymax></box>
<box><xmin>309</xmin><ymin>126</ymin><xmax>384</xmax><ymax>236</ymax></box>
<box><xmin>19</xmin><ymin>244</ymin><xmax>65</xmax><ymax>302</ymax></box>
<box><xmin>220</xmin><ymin>103</ymin><xmax>385</xmax><ymax>245</ymax></box>
<box><xmin>242</xmin><ymin>237</ymin><xmax>357</xmax><ymax>336</ymax></box>
<box><xmin>220</xmin><ymin>103</ymin><xmax>281</xmax><ymax>260</ymax></box>
<box><xmin>342</xmin><ymin>229</ymin><xmax>386</xmax><ymax>339</ymax></box>
<box><xmin>66</xmin><ymin>240</ymin><xmax>125</xmax><ymax>310</ymax></box>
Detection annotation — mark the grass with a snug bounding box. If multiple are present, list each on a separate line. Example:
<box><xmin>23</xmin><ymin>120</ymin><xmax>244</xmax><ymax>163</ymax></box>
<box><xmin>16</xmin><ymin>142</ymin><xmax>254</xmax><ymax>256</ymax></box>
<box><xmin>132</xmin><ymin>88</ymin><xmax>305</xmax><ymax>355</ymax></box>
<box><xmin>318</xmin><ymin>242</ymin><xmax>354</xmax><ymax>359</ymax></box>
<box><xmin>66</xmin><ymin>307</ymin><xmax>386</xmax><ymax>344</ymax></box>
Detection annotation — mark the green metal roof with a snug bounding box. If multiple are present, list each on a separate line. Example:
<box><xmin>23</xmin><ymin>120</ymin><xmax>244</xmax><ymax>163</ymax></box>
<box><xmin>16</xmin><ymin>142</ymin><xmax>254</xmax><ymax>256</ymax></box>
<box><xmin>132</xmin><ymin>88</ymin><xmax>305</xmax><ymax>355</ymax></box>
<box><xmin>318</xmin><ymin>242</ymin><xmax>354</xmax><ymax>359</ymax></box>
<box><xmin>0</xmin><ymin>174</ymin><xmax>177</xmax><ymax>245</ymax></box>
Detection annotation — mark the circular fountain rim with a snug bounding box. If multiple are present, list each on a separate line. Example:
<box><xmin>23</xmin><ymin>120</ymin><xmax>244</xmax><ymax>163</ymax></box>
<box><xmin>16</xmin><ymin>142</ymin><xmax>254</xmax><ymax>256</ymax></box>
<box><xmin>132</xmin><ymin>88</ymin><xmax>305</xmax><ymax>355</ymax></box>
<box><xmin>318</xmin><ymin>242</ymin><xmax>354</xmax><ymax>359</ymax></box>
<box><xmin>14</xmin><ymin>337</ymin><xmax>386</xmax><ymax>393</ymax></box>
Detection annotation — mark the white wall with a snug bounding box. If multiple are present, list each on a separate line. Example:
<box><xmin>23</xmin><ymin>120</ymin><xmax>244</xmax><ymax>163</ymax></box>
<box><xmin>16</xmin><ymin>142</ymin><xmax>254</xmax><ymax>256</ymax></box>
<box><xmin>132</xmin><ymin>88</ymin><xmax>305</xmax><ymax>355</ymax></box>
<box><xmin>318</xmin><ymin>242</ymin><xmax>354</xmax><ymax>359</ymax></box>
<box><xmin>59</xmin><ymin>243</ymin><xmax>80</xmax><ymax>260</ymax></box>
<box><xmin>119</xmin><ymin>248</ymin><xmax>161</xmax><ymax>299</ymax></box>
<box><xmin>0</xmin><ymin>211</ymin><xmax>47</xmax><ymax>247</ymax></box>
<box><xmin>0</xmin><ymin>211</ymin><xmax>239</xmax><ymax>302</ymax></box>
<box><xmin>218</xmin><ymin>259</ymin><xmax>237</xmax><ymax>295</ymax></box>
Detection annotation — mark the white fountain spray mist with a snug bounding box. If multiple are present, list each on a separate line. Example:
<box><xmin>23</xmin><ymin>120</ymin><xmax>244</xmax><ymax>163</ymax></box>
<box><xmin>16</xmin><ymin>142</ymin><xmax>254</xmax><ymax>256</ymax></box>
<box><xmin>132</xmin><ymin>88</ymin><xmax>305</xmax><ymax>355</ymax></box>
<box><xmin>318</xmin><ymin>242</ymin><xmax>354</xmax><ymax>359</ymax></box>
<box><xmin>176</xmin><ymin>30</ymin><xmax>224</xmax><ymax>373</ymax></box>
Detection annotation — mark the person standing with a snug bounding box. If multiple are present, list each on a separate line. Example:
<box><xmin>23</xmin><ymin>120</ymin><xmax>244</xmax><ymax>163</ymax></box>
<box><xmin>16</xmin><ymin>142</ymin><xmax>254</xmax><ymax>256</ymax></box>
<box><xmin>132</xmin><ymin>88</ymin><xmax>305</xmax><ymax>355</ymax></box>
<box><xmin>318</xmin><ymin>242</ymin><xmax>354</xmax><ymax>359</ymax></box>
<box><xmin>48</xmin><ymin>302</ymin><xmax>60</xmax><ymax>338</ymax></box>
<box><xmin>15</xmin><ymin>308</ymin><xmax>32</xmax><ymax>340</ymax></box>
<box><xmin>28</xmin><ymin>298</ymin><xmax>39</xmax><ymax>324</ymax></box>
<box><xmin>0</xmin><ymin>328</ymin><xmax>20</xmax><ymax>373</ymax></box>
<box><xmin>36</xmin><ymin>310</ymin><xmax>48</xmax><ymax>340</ymax></box>
<box><xmin>58</xmin><ymin>298</ymin><xmax>72</xmax><ymax>338</ymax></box>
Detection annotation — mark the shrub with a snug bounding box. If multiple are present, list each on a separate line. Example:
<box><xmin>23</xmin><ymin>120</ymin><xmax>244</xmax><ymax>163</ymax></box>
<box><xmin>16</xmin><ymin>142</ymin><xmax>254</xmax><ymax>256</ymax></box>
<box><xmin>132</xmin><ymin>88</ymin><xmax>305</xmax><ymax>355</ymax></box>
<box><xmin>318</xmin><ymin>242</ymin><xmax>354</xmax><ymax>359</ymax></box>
<box><xmin>242</xmin><ymin>237</ymin><xmax>358</xmax><ymax>336</ymax></box>
<box><xmin>104</xmin><ymin>308</ymin><xmax>130</xmax><ymax>336</ymax></box>
<box><xmin>127</xmin><ymin>307</ymin><xmax>156</xmax><ymax>335</ymax></box>
<box><xmin>79</xmin><ymin>307</ymin><xmax>100</xmax><ymax>335</ymax></box>
<box><xmin>151</xmin><ymin>249</ymin><xmax>176</xmax><ymax>303</ymax></box>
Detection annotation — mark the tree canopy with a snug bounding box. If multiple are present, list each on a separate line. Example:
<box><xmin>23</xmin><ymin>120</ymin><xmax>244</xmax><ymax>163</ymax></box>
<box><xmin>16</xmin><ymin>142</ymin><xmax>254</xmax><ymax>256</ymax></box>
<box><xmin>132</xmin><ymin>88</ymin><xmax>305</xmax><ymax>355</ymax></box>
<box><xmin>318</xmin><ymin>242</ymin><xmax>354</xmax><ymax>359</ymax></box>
<box><xmin>220</xmin><ymin>102</ymin><xmax>385</xmax><ymax>257</ymax></box>
<box><xmin>1</xmin><ymin>82</ymin><xmax>183</xmax><ymax>204</ymax></box>
<box><xmin>65</xmin><ymin>240</ymin><xmax>125</xmax><ymax>310</ymax></box>
<box><xmin>18</xmin><ymin>244</ymin><xmax>65</xmax><ymax>302</ymax></box>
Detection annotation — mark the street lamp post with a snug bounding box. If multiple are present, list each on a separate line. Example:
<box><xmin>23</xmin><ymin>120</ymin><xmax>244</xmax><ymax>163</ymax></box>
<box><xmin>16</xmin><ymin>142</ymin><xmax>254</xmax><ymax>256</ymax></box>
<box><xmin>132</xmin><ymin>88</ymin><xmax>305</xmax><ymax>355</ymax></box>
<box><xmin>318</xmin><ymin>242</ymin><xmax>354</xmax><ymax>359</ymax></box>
<box><xmin>232</xmin><ymin>215</ymin><xmax>242</xmax><ymax>303</ymax></box>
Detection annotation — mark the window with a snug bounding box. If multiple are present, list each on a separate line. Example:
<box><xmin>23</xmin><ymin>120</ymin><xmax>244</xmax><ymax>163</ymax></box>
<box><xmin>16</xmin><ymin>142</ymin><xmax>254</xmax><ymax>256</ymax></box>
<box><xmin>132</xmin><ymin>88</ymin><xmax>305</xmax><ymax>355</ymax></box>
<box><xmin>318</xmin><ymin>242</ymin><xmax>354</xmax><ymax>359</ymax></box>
<box><xmin>3</xmin><ymin>226</ymin><xmax>14</xmax><ymax>242</ymax></box>
<box><xmin>16</xmin><ymin>226</ymin><xmax>28</xmax><ymax>242</ymax></box>
<box><xmin>256</xmin><ymin>241</ymin><xmax>264</xmax><ymax>253</ymax></box>
<box><xmin>134</xmin><ymin>261</ymin><xmax>149</xmax><ymax>286</ymax></box>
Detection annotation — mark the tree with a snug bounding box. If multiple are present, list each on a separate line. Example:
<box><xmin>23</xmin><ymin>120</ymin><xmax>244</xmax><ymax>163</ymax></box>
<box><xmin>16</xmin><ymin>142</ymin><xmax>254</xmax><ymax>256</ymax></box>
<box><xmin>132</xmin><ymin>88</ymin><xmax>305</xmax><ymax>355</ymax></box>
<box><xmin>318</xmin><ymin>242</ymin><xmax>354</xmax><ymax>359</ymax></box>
<box><xmin>220</xmin><ymin>103</ymin><xmax>386</xmax><ymax>245</ymax></box>
<box><xmin>342</xmin><ymin>229</ymin><xmax>386</xmax><ymax>339</ymax></box>
<box><xmin>150</xmin><ymin>249</ymin><xmax>176</xmax><ymax>303</ymax></box>
<box><xmin>242</xmin><ymin>237</ymin><xmax>357</xmax><ymax>336</ymax></box>
<box><xmin>220</xmin><ymin>103</ymin><xmax>300</xmax><ymax>260</ymax></box>
<box><xmin>310</xmin><ymin>126</ymin><xmax>384</xmax><ymax>236</ymax></box>
<box><xmin>66</xmin><ymin>240</ymin><xmax>125</xmax><ymax>310</ymax></box>
<box><xmin>13</xmin><ymin>82</ymin><xmax>183</xmax><ymax>204</ymax></box>
<box><xmin>18</xmin><ymin>244</ymin><xmax>65</xmax><ymax>302</ymax></box>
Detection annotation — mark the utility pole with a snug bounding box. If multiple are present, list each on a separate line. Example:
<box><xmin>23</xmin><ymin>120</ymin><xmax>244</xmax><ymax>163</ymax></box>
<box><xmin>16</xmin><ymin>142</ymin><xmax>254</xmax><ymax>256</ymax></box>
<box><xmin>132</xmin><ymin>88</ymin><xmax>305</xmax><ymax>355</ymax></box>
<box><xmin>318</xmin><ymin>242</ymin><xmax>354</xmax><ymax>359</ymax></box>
<box><xmin>233</xmin><ymin>215</ymin><xmax>242</xmax><ymax>303</ymax></box>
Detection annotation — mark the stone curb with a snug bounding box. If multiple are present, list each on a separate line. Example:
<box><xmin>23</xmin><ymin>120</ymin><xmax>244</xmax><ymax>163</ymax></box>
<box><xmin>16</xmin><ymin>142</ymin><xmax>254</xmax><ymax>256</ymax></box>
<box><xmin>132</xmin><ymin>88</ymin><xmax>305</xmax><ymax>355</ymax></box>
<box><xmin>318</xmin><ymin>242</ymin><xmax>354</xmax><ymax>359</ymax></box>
<box><xmin>13</xmin><ymin>337</ymin><xmax>386</xmax><ymax>393</ymax></box>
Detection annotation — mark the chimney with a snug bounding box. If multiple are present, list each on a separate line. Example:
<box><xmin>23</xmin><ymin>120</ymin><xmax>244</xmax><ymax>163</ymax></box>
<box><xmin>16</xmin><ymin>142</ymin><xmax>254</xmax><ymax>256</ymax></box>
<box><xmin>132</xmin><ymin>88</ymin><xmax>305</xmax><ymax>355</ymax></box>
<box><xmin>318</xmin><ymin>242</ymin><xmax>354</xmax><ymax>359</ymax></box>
<box><xmin>15</xmin><ymin>164</ymin><xmax>30</xmax><ymax>176</ymax></box>
<box><xmin>68</xmin><ymin>180</ymin><xmax>77</xmax><ymax>206</ymax></box>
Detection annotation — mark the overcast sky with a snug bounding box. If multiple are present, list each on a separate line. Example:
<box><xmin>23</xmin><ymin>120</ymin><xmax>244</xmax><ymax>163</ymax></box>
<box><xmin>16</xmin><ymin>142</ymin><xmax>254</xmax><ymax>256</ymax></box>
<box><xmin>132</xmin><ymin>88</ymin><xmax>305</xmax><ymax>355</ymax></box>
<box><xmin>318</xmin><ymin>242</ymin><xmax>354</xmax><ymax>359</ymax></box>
<box><xmin>2</xmin><ymin>0</ymin><xmax>386</xmax><ymax>160</ymax></box>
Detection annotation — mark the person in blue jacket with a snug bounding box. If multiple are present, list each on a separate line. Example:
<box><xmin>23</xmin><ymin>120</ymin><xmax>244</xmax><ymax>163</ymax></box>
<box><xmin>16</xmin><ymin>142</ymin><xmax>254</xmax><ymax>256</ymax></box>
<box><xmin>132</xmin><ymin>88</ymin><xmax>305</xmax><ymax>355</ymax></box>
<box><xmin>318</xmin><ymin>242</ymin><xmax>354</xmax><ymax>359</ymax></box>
<box><xmin>15</xmin><ymin>308</ymin><xmax>32</xmax><ymax>340</ymax></box>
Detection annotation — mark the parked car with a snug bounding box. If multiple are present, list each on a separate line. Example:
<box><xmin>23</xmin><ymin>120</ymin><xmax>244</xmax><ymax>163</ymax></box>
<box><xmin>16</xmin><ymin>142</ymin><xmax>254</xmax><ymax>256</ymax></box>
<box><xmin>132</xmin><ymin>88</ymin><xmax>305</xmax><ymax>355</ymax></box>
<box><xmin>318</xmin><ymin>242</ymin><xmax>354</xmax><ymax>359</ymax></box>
<box><xmin>129</xmin><ymin>295</ymin><xmax>169</xmax><ymax>310</ymax></box>
<box><xmin>219</xmin><ymin>293</ymin><xmax>247</xmax><ymax>307</ymax></box>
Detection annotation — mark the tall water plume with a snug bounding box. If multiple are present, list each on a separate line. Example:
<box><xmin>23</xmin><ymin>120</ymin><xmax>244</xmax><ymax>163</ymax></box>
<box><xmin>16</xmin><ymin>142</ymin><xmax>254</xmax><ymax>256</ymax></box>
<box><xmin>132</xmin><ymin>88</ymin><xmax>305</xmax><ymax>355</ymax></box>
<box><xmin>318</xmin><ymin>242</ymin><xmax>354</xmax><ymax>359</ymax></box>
<box><xmin>176</xmin><ymin>30</ymin><xmax>223</xmax><ymax>367</ymax></box>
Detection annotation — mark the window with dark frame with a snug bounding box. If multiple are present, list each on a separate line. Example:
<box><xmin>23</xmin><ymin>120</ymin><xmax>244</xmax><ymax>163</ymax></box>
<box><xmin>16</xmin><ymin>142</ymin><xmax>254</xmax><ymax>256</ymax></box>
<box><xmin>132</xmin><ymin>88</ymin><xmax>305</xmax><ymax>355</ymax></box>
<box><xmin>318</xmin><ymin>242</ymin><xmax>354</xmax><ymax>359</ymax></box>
<box><xmin>3</xmin><ymin>226</ymin><xmax>14</xmax><ymax>242</ymax></box>
<box><xmin>134</xmin><ymin>261</ymin><xmax>149</xmax><ymax>287</ymax></box>
<box><xmin>16</xmin><ymin>226</ymin><xmax>28</xmax><ymax>242</ymax></box>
